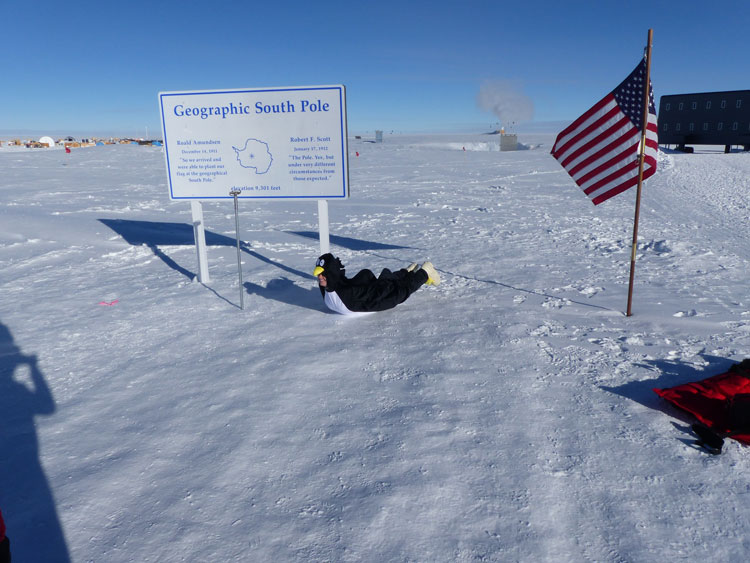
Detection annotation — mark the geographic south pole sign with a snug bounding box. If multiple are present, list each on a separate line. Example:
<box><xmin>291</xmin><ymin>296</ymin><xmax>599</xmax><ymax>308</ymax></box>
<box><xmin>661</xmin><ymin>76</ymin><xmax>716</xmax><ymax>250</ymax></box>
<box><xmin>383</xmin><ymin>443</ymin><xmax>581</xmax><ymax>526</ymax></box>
<box><xmin>158</xmin><ymin>85</ymin><xmax>348</xmax><ymax>286</ymax></box>
<box><xmin>159</xmin><ymin>85</ymin><xmax>349</xmax><ymax>199</ymax></box>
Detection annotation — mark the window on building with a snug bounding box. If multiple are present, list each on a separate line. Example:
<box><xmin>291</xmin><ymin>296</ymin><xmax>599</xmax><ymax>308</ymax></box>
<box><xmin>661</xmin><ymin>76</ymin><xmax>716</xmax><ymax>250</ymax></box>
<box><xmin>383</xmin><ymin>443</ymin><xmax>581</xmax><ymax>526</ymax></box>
<box><xmin>662</xmin><ymin>123</ymin><xmax>669</xmax><ymax>131</ymax></box>
<box><xmin>721</xmin><ymin>100</ymin><xmax>727</xmax><ymax>109</ymax></box>
<box><xmin>718</xmin><ymin>122</ymin><xmax>723</xmax><ymax>131</ymax></box>
<box><xmin>676</xmin><ymin>123</ymin><xmax>681</xmax><ymax>131</ymax></box>
<box><xmin>733</xmin><ymin>122</ymin><xmax>738</xmax><ymax>131</ymax></box>
<box><xmin>665</xmin><ymin>102</ymin><xmax>671</xmax><ymax>111</ymax></box>
<box><xmin>706</xmin><ymin>101</ymin><xmax>712</xmax><ymax>109</ymax></box>
<box><xmin>692</xmin><ymin>102</ymin><xmax>697</xmax><ymax>110</ymax></box>
<box><xmin>703</xmin><ymin>122</ymin><xmax>709</xmax><ymax>131</ymax></box>
<box><xmin>689</xmin><ymin>123</ymin><xmax>695</xmax><ymax>131</ymax></box>
<box><xmin>737</xmin><ymin>100</ymin><xmax>742</xmax><ymax>109</ymax></box>
<box><xmin>679</xmin><ymin>102</ymin><xmax>684</xmax><ymax>110</ymax></box>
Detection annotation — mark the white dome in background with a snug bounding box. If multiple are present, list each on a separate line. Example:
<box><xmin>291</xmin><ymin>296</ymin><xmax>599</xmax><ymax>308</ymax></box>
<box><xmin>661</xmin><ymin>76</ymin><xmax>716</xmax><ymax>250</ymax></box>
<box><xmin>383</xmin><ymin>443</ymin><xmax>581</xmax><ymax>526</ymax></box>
<box><xmin>39</xmin><ymin>136</ymin><xmax>55</xmax><ymax>147</ymax></box>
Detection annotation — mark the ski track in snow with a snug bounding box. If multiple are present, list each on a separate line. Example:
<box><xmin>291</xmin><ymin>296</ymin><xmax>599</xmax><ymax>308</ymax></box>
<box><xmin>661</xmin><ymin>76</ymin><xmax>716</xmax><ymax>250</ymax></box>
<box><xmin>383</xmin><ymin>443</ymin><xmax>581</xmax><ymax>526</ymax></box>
<box><xmin>1</xmin><ymin>138</ymin><xmax>750</xmax><ymax>562</ymax></box>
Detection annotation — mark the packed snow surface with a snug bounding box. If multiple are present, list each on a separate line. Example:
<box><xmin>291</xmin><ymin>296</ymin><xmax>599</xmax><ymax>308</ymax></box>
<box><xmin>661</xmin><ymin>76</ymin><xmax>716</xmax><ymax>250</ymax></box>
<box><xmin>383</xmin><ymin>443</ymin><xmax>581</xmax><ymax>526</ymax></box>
<box><xmin>1</xmin><ymin>135</ymin><xmax>749</xmax><ymax>562</ymax></box>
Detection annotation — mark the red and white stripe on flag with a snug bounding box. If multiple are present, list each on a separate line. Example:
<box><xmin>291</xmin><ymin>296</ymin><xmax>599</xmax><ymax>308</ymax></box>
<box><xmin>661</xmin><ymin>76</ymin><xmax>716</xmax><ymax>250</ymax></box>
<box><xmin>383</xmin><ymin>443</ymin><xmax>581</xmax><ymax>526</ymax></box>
<box><xmin>551</xmin><ymin>59</ymin><xmax>658</xmax><ymax>205</ymax></box>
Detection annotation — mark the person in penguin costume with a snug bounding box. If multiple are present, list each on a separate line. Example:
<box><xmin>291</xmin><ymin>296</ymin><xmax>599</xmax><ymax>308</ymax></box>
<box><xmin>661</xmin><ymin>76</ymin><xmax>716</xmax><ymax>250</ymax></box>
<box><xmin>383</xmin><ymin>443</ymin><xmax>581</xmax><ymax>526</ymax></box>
<box><xmin>313</xmin><ymin>253</ymin><xmax>440</xmax><ymax>316</ymax></box>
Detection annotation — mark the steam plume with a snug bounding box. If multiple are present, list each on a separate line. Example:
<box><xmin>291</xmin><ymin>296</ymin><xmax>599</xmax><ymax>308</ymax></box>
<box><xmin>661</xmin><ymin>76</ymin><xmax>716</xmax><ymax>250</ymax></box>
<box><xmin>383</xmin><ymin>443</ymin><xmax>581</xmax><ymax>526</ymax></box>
<box><xmin>477</xmin><ymin>80</ymin><xmax>534</xmax><ymax>130</ymax></box>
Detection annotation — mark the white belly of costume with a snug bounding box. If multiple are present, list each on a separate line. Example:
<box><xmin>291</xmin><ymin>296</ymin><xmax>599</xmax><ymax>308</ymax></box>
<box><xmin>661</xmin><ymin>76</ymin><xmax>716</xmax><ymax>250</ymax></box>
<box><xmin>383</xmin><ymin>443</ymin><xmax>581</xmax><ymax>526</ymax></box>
<box><xmin>324</xmin><ymin>290</ymin><xmax>375</xmax><ymax>316</ymax></box>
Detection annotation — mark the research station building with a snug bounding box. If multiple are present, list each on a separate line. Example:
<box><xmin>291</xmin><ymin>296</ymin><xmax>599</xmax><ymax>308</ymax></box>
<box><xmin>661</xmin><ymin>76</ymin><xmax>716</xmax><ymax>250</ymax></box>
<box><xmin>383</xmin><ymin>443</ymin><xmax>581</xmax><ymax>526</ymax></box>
<box><xmin>658</xmin><ymin>90</ymin><xmax>750</xmax><ymax>152</ymax></box>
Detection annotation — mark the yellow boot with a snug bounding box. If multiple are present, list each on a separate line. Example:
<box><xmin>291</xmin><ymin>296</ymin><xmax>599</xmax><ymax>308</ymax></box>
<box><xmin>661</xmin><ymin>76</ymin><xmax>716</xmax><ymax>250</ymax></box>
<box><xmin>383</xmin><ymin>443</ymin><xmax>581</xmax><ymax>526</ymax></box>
<box><xmin>420</xmin><ymin>262</ymin><xmax>441</xmax><ymax>286</ymax></box>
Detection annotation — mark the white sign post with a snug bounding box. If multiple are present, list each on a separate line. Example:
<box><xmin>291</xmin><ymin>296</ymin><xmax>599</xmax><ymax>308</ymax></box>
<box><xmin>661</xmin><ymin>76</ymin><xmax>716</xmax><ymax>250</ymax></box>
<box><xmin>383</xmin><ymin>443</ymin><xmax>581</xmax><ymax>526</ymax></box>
<box><xmin>190</xmin><ymin>200</ymin><xmax>210</xmax><ymax>283</ymax></box>
<box><xmin>318</xmin><ymin>200</ymin><xmax>330</xmax><ymax>255</ymax></box>
<box><xmin>159</xmin><ymin>85</ymin><xmax>348</xmax><ymax>281</ymax></box>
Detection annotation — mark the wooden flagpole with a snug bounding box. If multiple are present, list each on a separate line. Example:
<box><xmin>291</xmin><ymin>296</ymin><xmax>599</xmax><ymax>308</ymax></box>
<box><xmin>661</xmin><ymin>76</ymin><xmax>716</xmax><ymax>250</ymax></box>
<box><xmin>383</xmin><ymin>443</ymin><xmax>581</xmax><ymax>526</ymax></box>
<box><xmin>626</xmin><ymin>28</ymin><xmax>654</xmax><ymax>317</ymax></box>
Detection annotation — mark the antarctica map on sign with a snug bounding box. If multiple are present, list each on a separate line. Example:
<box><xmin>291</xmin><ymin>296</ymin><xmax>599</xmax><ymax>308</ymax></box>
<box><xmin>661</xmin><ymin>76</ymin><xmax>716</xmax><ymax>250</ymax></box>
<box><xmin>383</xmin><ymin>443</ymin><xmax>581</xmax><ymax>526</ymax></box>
<box><xmin>159</xmin><ymin>85</ymin><xmax>349</xmax><ymax>200</ymax></box>
<box><xmin>232</xmin><ymin>138</ymin><xmax>273</xmax><ymax>174</ymax></box>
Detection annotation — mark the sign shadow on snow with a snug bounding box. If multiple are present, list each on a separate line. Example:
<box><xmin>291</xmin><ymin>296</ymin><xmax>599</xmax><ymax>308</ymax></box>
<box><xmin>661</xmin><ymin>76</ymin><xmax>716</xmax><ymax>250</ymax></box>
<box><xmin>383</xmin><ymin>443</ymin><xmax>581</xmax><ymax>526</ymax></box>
<box><xmin>244</xmin><ymin>278</ymin><xmax>324</xmax><ymax>312</ymax></box>
<box><xmin>600</xmin><ymin>355</ymin><xmax>737</xmax><ymax>444</ymax></box>
<box><xmin>99</xmin><ymin>219</ymin><xmax>310</xmax><ymax>280</ymax></box>
<box><xmin>286</xmin><ymin>230</ymin><xmax>417</xmax><ymax>252</ymax></box>
<box><xmin>0</xmin><ymin>321</ymin><xmax>71</xmax><ymax>562</ymax></box>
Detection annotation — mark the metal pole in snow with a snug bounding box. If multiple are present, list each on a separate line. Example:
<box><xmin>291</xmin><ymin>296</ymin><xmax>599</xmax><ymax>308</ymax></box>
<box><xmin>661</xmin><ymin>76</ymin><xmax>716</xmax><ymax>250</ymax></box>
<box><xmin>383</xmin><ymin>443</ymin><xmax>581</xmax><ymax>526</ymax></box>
<box><xmin>230</xmin><ymin>190</ymin><xmax>244</xmax><ymax>310</ymax></box>
<box><xmin>626</xmin><ymin>28</ymin><xmax>654</xmax><ymax>317</ymax></box>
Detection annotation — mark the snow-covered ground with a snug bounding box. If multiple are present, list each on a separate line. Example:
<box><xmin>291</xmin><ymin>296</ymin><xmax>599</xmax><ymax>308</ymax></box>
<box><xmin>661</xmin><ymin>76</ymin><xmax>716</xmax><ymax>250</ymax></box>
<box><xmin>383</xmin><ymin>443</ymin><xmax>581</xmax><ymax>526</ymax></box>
<box><xmin>1</xmin><ymin>134</ymin><xmax>749</xmax><ymax>562</ymax></box>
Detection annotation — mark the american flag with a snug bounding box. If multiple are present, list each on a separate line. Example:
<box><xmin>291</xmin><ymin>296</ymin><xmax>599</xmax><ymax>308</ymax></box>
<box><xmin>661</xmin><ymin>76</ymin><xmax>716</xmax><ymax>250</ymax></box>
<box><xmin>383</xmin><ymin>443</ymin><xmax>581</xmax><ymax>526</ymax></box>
<box><xmin>551</xmin><ymin>58</ymin><xmax>658</xmax><ymax>205</ymax></box>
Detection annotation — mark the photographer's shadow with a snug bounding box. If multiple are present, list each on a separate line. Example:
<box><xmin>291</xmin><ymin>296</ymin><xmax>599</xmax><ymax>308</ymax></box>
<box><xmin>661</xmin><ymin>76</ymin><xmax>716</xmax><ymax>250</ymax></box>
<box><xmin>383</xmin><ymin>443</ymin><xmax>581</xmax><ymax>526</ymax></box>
<box><xmin>0</xmin><ymin>322</ymin><xmax>70</xmax><ymax>562</ymax></box>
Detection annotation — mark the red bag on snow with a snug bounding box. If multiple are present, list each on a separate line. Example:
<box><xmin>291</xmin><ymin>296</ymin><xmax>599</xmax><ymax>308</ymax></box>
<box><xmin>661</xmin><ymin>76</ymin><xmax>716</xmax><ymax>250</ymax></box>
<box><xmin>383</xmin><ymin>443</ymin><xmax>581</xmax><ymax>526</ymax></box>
<box><xmin>654</xmin><ymin>359</ymin><xmax>750</xmax><ymax>445</ymax></box>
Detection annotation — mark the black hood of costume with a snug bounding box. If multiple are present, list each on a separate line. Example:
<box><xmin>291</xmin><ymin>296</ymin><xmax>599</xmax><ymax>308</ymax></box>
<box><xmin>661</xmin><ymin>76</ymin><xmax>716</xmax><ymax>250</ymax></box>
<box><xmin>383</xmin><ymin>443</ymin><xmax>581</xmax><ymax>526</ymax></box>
<box><xmin>316</xmin><ymin>253</ymin><xmax>346</xmax><ymax>290</ymax></box>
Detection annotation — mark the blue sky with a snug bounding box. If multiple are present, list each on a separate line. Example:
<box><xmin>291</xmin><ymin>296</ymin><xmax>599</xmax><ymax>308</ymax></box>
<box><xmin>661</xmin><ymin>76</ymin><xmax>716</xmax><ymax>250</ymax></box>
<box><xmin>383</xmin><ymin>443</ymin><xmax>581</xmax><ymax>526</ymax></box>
<box><xmin>2</xmin><ymin>0</ymin><xmax>749</xmax><ymax>137</ymax></box>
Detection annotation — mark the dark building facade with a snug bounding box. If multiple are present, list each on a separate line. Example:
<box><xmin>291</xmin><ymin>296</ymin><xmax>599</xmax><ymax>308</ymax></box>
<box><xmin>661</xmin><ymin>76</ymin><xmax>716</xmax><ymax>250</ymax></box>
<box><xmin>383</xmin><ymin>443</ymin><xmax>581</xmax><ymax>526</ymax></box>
<box><xmin>658</xmin><ymin>90</ymin><xmax>750</xmax><ymax>151</ymax></box>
